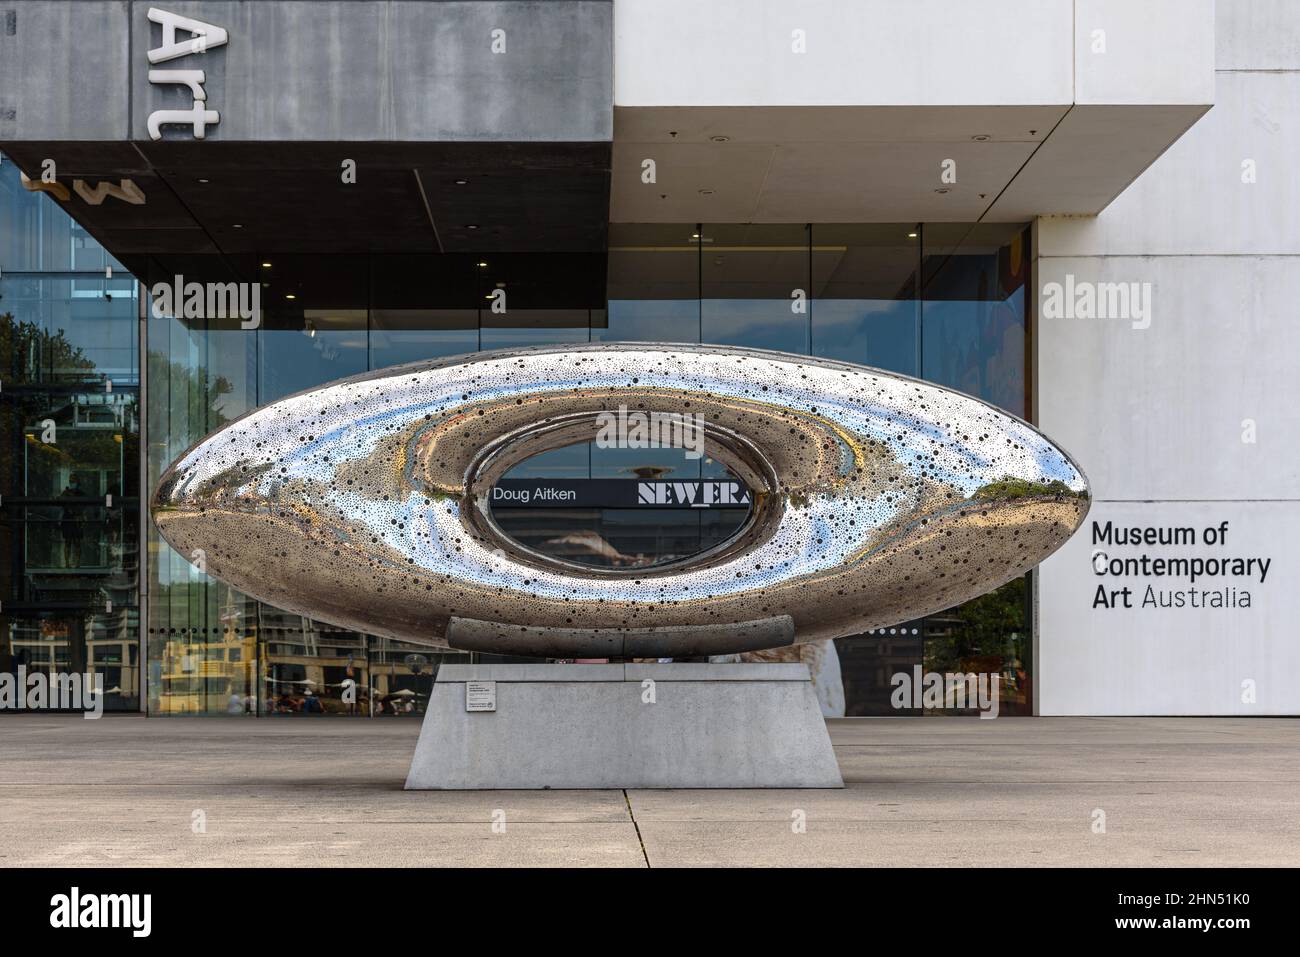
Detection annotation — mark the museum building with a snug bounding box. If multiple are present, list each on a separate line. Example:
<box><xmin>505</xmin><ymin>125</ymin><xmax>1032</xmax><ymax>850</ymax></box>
<box><xmin>2</xmin><ymin>1</ymin><xmax>1295</xmax><ymax>716</ymax></box>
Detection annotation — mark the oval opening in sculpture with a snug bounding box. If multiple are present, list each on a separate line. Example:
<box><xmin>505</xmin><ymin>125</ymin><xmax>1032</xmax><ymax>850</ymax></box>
<box><xmin>487</xmin><ymin>439</ymin><xmax>755</xmax><ymax>571</ymax></box>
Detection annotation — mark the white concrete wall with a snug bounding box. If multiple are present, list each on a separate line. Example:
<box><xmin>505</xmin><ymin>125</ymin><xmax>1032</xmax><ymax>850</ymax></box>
<box><xmin>614</xmin><ymin>0</ymin><xmax>1214</xmax><ymax>109</ymax></box>
<box><xmin>1036</xmin><ymin>0</ymin><xmax>1300</xmax><ymax>714</ymax></box>
<box><xmin>615</xmin><ymin>0</ymin><xmax>1075</xmax><ymax>107</ymax></box>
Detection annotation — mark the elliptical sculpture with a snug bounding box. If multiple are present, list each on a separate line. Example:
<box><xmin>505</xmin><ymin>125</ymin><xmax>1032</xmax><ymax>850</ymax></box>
<box><xmin>152</xmin><ymin>343</ymin><xmax>1090</xmax><ymax>657</ymax></box>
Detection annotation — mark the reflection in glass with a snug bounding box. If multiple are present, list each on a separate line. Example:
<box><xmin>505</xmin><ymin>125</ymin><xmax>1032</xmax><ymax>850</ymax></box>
<box><xmin>601</xmin><ymin>224</ymin><xmax>700</xmax><ymax>343</ymax></box>
<box><xmin>370</xmin><ymin>309</ymin><xmax>477</xmax><ymax>366</ymax></box>
<box><xmin>811</xmin><ymin>224</ymin><xmax>920</xmax><ymax>375</ymax></box>
<box><xmin>701</xmin><ymin>224</ymin><xmax>810</xmax><ymax>353</ymax></box>
<box><xmin>493</xmin><ymin>442</ymin><xmax>749</xmax><ymax>570</ymax></box>
<box><xmin>0</xmin><ymin>154</ymin><xmax>140</xmax><ymax>710</ymax></box>
<box><xmin>921</xmin><ymin>223</ymin><xmax>1031</xmax><ymax>418</ymax></box>
<box><xmin>922</xmin><ymin>574</ymin><xmax>1033</xmax><ymax>716</ymax></box>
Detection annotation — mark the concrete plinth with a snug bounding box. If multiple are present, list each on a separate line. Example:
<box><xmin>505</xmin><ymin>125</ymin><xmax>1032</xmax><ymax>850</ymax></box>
<box><xmin>404</xmin><ymin>663</ymin><xmax>844</xmax><ymax>789</ymax></box>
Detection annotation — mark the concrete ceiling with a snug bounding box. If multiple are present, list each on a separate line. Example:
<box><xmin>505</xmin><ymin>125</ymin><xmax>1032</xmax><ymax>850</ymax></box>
<box><xmin>611</xmin><ymin>104</ymin><xmax>1211</xmax><ymax>223</ymax></box>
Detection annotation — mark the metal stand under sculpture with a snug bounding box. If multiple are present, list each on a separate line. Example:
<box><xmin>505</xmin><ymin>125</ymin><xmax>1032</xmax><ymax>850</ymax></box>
<box><xmin>151</xmin><ymin>342</ymin><xmax>1090</xmax><ymax>789</ymax></box>
<box><xmin>405</xmin><ymin>663</ymin><xmax>843</xmax><ymax>790</ymax></box>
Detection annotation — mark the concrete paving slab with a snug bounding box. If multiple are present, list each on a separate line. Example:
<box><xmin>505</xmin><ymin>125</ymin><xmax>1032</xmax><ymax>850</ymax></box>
<box><xmin>1</xmin><ymin>714</ymin><xmax>1296</xmax><ymax>866</ymax></box>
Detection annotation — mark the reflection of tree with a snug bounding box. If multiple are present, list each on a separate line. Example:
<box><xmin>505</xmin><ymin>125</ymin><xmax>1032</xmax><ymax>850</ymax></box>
<box><xmin>972</xmin><ymin>476</ymin><xmax>1085</xmax><ymax>501</ymax></box>
<box><xmin>0</xmin><ymin>311</ymin><xmax>97</xmax><ymax>382</ymax></box>
<box><xmin>146</xmin><ymin>349</ymin><xmax>234</xmax><ymax>435</ymax></box>
<box><xmin>145</xmin><ymin>349</ymin><xmax>239</xmax><ymax>667</ymax></box>
<box><xmin>0</xmin><ymin>311</ymin><xmax>140</xmax><ymax>496</ymax></box>
<box><xmin>0</xmin><ymin>312</ymin><xmax>134</xmax><ymax>654</ymax></box>
<box><xmin>925</xmin><ymin>576</ymin><xmax>1027</xmax><ymax>671</ymax></box>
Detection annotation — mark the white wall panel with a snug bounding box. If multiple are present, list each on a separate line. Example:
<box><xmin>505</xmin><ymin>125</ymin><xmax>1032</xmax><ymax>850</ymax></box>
<box><xmin>1039</xmin><ymin>501</ymin><xmax>1299</xmax><ymax>715</ymax></box>
<box><xmin>614</xmin><ymin>0</ymin><xmax>1074</xmax><ymax>107</ymax></box>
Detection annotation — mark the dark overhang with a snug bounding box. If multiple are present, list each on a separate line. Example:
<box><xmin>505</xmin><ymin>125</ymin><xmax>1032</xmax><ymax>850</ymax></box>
<box><xmin>0</xmin><ymin>1</ymin><xmax>614</xmax><ymax>276</ymax></box>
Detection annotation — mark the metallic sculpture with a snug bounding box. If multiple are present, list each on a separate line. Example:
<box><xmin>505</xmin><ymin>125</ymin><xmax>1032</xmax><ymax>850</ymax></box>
<box><xmin>152</xmin><ymin>343</ymin><xmax>1090</xmax><ymax>657</ymax></box>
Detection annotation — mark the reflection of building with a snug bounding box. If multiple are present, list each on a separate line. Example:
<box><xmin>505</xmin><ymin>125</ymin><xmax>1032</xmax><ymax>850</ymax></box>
<box><xmin>4</xmin><ymin>2</ymin><xmax>1287</xmax><ymax>717</ymax></box>
<box><xmin>0</xmin><ymin>158</ymin><xmax>141</xmax><ymax>711</ymax></box>
<box><xmin>157</xmin><ymin>635</ymin><xmax>255</xmax><ymax>715</ymax></box>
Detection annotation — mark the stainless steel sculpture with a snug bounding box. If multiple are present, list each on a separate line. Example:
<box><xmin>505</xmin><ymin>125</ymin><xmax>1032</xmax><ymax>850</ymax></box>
<box><xmin>152</xmin><ymin>343</ymin><xmax>1090</xmax><ymax>657</ymax></box>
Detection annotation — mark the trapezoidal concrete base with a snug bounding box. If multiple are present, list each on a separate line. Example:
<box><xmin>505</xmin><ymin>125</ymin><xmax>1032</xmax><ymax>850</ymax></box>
<box><xmin>404</xmin><ymin>662</ymin><xmax>844</xmax><ymax>789</ymax></box>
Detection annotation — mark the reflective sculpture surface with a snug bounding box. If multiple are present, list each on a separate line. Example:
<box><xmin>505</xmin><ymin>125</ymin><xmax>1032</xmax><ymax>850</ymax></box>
<box><xmin>152</xmin><ymin>343</ymin><xmax>1090</xmax><ymax>657</ymax></box>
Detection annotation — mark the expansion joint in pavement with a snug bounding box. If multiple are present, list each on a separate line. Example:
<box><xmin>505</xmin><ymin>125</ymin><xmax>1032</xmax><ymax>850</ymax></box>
<box><xmin>623</xmin><ymin>790</ymin><xmax>650</xmax><ymax>867</ymax></box>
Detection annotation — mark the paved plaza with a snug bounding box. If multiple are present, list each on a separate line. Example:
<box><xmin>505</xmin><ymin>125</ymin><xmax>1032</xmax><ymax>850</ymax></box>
<box><xmin>1</xmin><ymin>715</ymin><xmax>1295</xmax><ymax>867</ymax></box>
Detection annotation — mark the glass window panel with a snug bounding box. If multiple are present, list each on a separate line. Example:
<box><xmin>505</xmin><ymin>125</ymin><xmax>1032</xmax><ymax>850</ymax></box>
<box><xmin>701</xmin><ymin>223</ymin><xmax>810</xmax><ymax>353</ymax></box>
<box><xmin>145</xmin><ymin>259</ymin><xmax>263</xmax><ymax>714</ymax></box>
<box><xmin>504</xmin><ymin>444</ymin><xmax>589</xmax><ymax>480</ymax></box>
<box><xmin>811</xmin><ymin>224</ymin><xmax>920</xmax><ymax>376</ymax></box>
<box><xmin>476</xmin><ymin>252</ymin><xmax>595</xmax><ymax>350</ymax></box>
<box><xmin>922</xmin><ymin>574</ymin><xmax>1033</xmax><ymax>716</ymax></box>
<box><xmin>0</xmin><ymin>164</ymin><xmax>141</xmax><ymax>710</ymax></box>
<box><xmin>367</xmin><ymin>638</ymin><xmax>468</xmax><ymax>716</ymax></box>
<box><xmin>0</xmin><ymin>152</ymin><xmax>84</xmax><ymax>272</ymax></box>
<box><xmin>369</xmin><ymin>254</ymin><xmax>479</xmax><ymax>366</ymax></box>
<box><xmin>479</xmin><ymin>309</ymin><xmax>590</xmax><ymax>350</ymax></box>
<box><xmin>494</xmin><ymin>442</ymin><xmax>748</xmax><ymax>571</ymax></box>
<box><xmin>369</xmin><ymin>309</ymin><xmax>478</xmax><ymax>366</ymax></box>
<box><xmin>921</xmin><ymin>223</ymin><xmax>1031</xmax><ymax>417</ymax></box>
<box><xmin>601</xmin><ymin>223</ymin><xmax>700</xmax><ymax>343</ymax></box>
<box><xmin>259</xmin><ymin>309</ymin><xmax>368</xmax><ymax>404</ymax></box>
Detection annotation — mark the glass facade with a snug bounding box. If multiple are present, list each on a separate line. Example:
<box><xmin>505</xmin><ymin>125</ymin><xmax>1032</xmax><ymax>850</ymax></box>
<box><xmin>0</xmin><ymin>154</ymin><xmax>141</xmax><ymax>711</ymax></box>
<box><xmin>1</xmin><ymin>162</ymin><xmax>1035</xmax><ymax>717</ymax></box>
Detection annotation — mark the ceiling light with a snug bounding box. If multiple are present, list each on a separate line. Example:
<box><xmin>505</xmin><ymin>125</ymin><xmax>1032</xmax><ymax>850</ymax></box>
<box><xmin>477</xmin><ymin>262</ymin><xmax>488</xmax><ymax>268</ymax></box>
<box><xmin>197</xmin><ymin>178</ymin><xmax>210</xmax><ymax>184</ymax></box>
<box><xmin>232</xmin><ymin>223</ymin><xmax>243</xmax><ymax>228</ymax></box>
<box><xmin>709</xmin><ymin>135</ymin><xmax>730</xmax><ymax>143</ymax></box>
<box><xmin>261</xmin><ymin>262</ymin><xmax>272</xmax><ymax>269</ymax></box>
<box><xmin>466</xmin><ymin>224</ymin><xmax>479</xmax><ymax>230</ymax></box>
<box><xmin>907</xmin><ymin>232</ymin><xmax>918</xmax><ymax>238</ymax></box>
<box><xmin>934</xmin><ymin>188</ymin><xmax>950</xmax><ymax>194</ymax></box>
<box><xmin>454</xmin><ymin>179</ymin><xmax>468</xmax><ymax>185</ymax></box>
<box><xmin>285</xmin><ymin>294</ymin><xmax>296</xmax><ymax>300</ymax></box>
<box><xmin>698</xmin><ymin>188</ymin><xmax>715</xmax><ymax>195</ymax></box>
<box><xmin>972</xmin><ymin>134</ymin><xmax>991</xmax><ymax>141</ymax></box>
